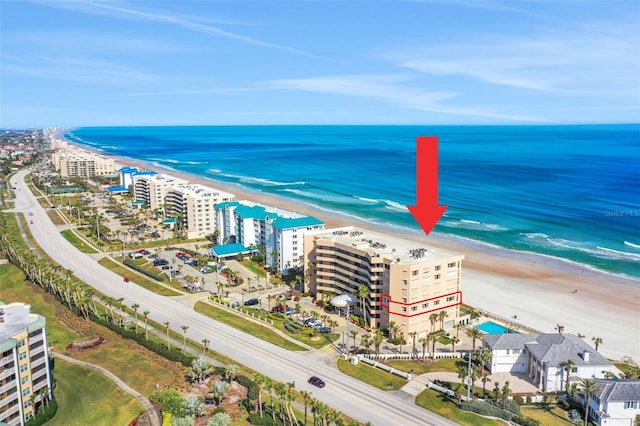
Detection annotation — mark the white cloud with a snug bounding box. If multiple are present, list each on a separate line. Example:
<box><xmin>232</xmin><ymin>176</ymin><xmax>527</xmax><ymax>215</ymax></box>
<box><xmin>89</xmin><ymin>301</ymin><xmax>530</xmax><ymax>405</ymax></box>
<box><xmin>39</xmin><ymin>0</ymin><xmax>309</xmax><ymax>56</ymax></box>
<box><xmin>268</xmin><ymin>74</ymin><xmax>548</xmax><ymax>122</ymax></box>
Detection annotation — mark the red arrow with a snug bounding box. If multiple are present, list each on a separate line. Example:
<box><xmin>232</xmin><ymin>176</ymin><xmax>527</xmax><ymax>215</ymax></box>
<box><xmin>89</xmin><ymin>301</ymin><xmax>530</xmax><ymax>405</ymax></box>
<box><xmin>407</xmin><ymin>136</ymin><xmax>447</xmax><ymax>235</ymax></box>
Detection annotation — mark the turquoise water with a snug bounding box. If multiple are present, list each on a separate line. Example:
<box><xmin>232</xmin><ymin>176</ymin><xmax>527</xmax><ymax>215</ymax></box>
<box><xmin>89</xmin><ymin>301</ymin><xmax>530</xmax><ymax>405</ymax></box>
<box><xmin>65</xmin><ymin>124</ymin><xmax>640</xmax><ymax>279</ymax></box>
<box><xmin>477</xmin><ymin>321</ymin><xmax>512</xmax><ymax>334</ymax></box>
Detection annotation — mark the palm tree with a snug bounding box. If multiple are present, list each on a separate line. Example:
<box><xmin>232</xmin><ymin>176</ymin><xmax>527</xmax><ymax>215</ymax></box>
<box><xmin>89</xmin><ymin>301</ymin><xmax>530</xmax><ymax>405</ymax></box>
<box><xmin>501</xmin><ymin>381</ymin><xmax>511</xmax><ymax>407</ymax></box>
<box><xmin>349</xmin><ymin>330</ymin><xmax>358</xmax><ymax>353</ymax></box>
<box><xmin>210</xmin><ymin>379</ymin><xmax>229</xmax><ymax>405</ymax></box>
<box><xmin>360</xmin><ymin>334</ymin><xmax>372</xmax><ymax>354</ymax></box>
<box><xmin>419</xmin><ymin>337</ymin><xmax>428</xmax><ymax>362</ymax></box>
<box><xmin>429</xmin><ymin>313</ymin><xmax>439</xmax><ymax>333</ymax></box>
<box><xmin>438</xmin><ymin>310</ymin><xmax>448</xmax><ymax>330</ymax></box>
<box><xmin>202</xmin><ymin>338</ymin><xmax>210</xmax><ymax>355</ymax></box>
<box><xmin>493</xmin><ymin>381</ymin><xmax>501</xmax><ymax>402</ymax></box>
<box><xmin>373</xmin><ymin>330</ymin><xmax>384</xmax><ymax>356</ymax></box>
<box><xmin>560</xmin><ymin>359</ymin><xmax>576</xmax><ymax>393</ymax></box>
<box><xmin>181</xmin><ymin>325</ymin><xmax>189</xmax><ymax>351</ymax></box>
<box><xmin>450</xmin><ymin>336</ymin><xmax>460</xmax><ymax>352</ymax></box>
<box><xmin>164</xmin><ymin>321</ymin><xmax>171</xmax><ymax>350</ymax></box>
<box><xmin>143</xmin><ymin>310</ymin><xmax>150</xmax><ymax>340</ymax></box>
<box><xmin>430</xmin><ymin>333</ymin><xmax>438</xmax><ymax>360</ymax></box>
<box><xmin>388</xmin><ymin>321</ymin><xmax>398</xmax><ymax>340</ymax></box>
<box><xmin>356</xmin><ymin>285</ymin><xmax>369</xmax><ymax>326</ymax></box>
<box><xmin>592</xmin><ymin>337</ymin><xmax>603</xmax><ymax>351</ymax></box>
<box><xmin>555</xmin><ymin>324</ymin><xmax>565</xmax><ymax>334</ymax></box>
<box><xmin>300</xmin><ymin>390</ymin><xmax>312</xmax><ymax>425</ymax></box>
<box><xmin>131</xmin><ymin>303</ymin><xmax>140</xmax><ymax>334</ymax></box>
<box><xmin>481</xmin><ymin>373</ymin><xmax>490</xmax><ymax>396</ymax></box>
<box><xmin>473</xmin><ymin>347</ymin><xmax>492</xmax><ymax>374</ymax></box>
<box><xmin>398</xmin><ymin>332</ymin><xmax>407</xmax><ymax>354</ymax></box>
<box><xmin>466</xmin><ymin>326</ymin><xmax>482</xmax><ymax>351</ymax></box>
<box><xmin>225</xmin><ymin>364</ymin><xmax>238</xmax><ymax>383</ymax></box>
<box><xmin>580</xmin><ymin>378</ymin><xmax>601</xmax><ymax>426</ymax></box>
<box><xmin>409</xmin><ymin>331</ymin><xmax>418</xmax><ymax>354</ymax></box>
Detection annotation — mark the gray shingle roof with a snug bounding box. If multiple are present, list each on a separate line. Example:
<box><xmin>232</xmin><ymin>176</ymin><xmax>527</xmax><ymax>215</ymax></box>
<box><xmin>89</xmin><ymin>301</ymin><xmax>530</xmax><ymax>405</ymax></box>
<box><xmin>484</xmin><ymin>333</ymin><xmax>611</xmax><ymax>368</ymax></box>
<box><xmin>595</xmin><ymin>379</ymin><xmax>640</xmax><ymax>401</ymax></box>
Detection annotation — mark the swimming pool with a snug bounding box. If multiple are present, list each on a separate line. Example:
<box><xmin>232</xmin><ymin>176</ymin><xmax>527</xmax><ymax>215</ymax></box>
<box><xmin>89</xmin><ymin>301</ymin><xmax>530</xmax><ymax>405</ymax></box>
<box><xmin>477</xmin><ymin>321</ymin><xmax>513</xmax><ymax>334</ymax></box>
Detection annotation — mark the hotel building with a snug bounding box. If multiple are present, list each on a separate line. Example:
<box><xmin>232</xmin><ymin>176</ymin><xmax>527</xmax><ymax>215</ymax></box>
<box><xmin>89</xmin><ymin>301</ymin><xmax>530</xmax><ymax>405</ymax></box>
<box><xmin>132</xmin><ymin>173</ymin><xmax>189</xmax><ymax>211</ymax></box>
<box><xmin>304</xmin><ymin>226</ymin><xmax>464</xmax><ymax>335</ymax></box>
<box><xmin>51</xmin><ymin>148</ymin><xmax>115</xmax><ymax>178</ymax></box>
<box><xmin>165</xmin><ymin>184</ymin><xmax>235</xmax><ymax>239</ymax></box>
<box><xmin>215</xmin><ymin>201</ymin><xmax>324</xmax><ymax>273</ymax></box>
<box><xmin>0</xmin><ymin>302</ymin><xmax>53</xmax><ymax>426</ymax></box>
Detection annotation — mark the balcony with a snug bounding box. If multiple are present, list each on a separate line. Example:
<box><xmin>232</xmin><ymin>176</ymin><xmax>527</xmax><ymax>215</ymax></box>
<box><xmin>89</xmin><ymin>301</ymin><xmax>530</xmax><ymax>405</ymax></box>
<box><xmin>0</xmin><ymin>366</ymin><xmax>16</xmax><ymax>381</ymax></box>
<box><xmin>28</xmin><ymin>333</ymin><xmax>44</xmax><ymax>345</ymax></box>
<box><xmin>0</xmin><ymin>403</ymin><xmax>20</xmax><ymax>423</ymax></box>
<box><xmin>0</xmin><ymin>380</ymin><xmax>17</xmax><ymax>395</ymax></box>
<box><xmin>29</xmin><ymin>345</ymin><xmax>45</xmax><ymax>358</ymax></box>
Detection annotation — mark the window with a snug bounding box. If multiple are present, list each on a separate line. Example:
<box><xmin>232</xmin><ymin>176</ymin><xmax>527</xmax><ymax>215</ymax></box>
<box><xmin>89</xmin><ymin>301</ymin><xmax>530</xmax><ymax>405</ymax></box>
<box><xmin>433</xmin><ymin>300</ymin><xmax>440</xmax><ymax>305</ymax></box>
<box><xmin>19</xmin><ymin>352</ymin><xmax>27</xmax><ymax>361</ymax></box>
<box><xmin>435</xmin><ymin>265</ymin><xmax>441</xmax><ymax>271</ymax></box>
<box><xmin>623</xmin><ymin>401</ymin><xmax>639</xmax><ymax>409</ymax></box>
<box><xmin>571</xmin><ymin>367</ymin><xmax>578</xmax><ymax>373</ymax></box>
<box><xmin>20</xmin><ymin>364</ymin><xmax>28</xmax><ymax>373</ymax></box>
<box><xmin>434</xmin><ymin>274</ymin><xmax>441</xmax><ymax>280</ymax></box>
<box><xmin>448</xmin><ymin>262</ymin><xmax>457</xmax><ymax>268</ymax></box>
<box><xmin>411</xmin><ymin>270</ymin><xmax>419</xmax><ymax>276</ymax></box>
<box><xmin>23</xmin><ymin>388</ymin><xmax>30</xmax><ymax>397</ymax></box>
<box><xmin>402</xmin><ymin>307</ymin><xmax>407</xmax><ymax>312</ymax></box>
<box><xmin>411</xmin><ymin>306</ymin><xmax>417</xmax><ymax>312</ymax></box>
<box><xmin>422</xmin><ymin>303</ymin><xmax>429</xmax><ymax>308</ymax></box>
<box><xmin>512</xmin><ymin>349</ymin><xmax>521</xmax><ymax>354</ymax></box>
<box><xmin>22</xmin><ymin>376</ymin><xmax>29</xmax><ymax>385</ymax></box>
<box><xmin>446</xmin><ymin>296</ymin><xmax>456</xmax><ymax>302</ymax></box>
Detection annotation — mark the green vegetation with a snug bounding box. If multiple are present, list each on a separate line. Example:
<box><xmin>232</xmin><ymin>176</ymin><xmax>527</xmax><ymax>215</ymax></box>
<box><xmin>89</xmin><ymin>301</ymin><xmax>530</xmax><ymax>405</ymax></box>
<box><xmin>386</xmin><ymin>358</ymin><xmax>463</xmax><ymax>375</ymax></box>
<box><xmin>336</xmin><ymin>358</ymin><xmax>407</xmax><ymax>391</ymax></box>
<box><xmin>60</xmin><ymin>229</ymin><xmax>99</xmax><ymax>253</ymax></box>
<box><xmin>48</xmin><ymin>360</ymin><xmax>143</xmax><ymax>426</ymax></box>
<box><xmin>240</xmin><ymin>259</ymin><xmax>266</xmax><ymax>277</ymax></box>
<box><xmin>615</xmin><ymin>362</ymin><xmax>640</xmax><ymax>379</ymax></box>
<box><xmin>194</xmin><ymin>301</ymin><xmax>308</xmax><ymax>351</ymax></box>
<box><xmin>415</xmin><ymin>389</ymin><xmax>504</xmax><ymax>426</ymax></box>
<box><xmin>98</xmin><ymin>257</ymin><xmax>182</xmax><ymax>296</ymax></box>
<box><xmin>521</xmin><ymin>406</ymin><xmax>573</xmax><ymax>425</ymax></box>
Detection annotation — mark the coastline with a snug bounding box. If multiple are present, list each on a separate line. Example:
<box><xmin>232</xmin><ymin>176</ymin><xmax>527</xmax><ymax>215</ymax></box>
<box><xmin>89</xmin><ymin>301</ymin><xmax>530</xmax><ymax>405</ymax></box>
<box><xmin>70</xmin><ymin>142</ymin><xmax>640</xmax><ymax>362</ymax></box>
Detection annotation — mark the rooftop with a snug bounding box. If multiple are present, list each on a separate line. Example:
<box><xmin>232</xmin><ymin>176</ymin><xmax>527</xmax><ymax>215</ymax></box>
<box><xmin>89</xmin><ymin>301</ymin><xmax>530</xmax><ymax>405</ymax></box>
<box><xmin>218</xmin><ymin>200</ymin><xmax>324</xmax><ymax>230</ymax></box>
<box><xmin>595</xmin><ymin>379</ymin><xmax>640</xmax><ymax>401</ymax></box>
<box><xmin>0</xmin><ymin>302</ymin><xmax>45</xmax><ymax>343</ymax></box>
<box><xmin>308</xmin><ymin>226</ymin><xmax>463</xmax><ymax>265</ymax></box>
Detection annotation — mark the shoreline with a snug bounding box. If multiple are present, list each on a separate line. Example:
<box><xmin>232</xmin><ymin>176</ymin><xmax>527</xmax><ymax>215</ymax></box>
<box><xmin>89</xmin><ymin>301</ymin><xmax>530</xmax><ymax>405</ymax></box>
<box><xmin>69</xmin><ymin>141</ymin><xmax>640</xmax><ymax>362</ymax></box>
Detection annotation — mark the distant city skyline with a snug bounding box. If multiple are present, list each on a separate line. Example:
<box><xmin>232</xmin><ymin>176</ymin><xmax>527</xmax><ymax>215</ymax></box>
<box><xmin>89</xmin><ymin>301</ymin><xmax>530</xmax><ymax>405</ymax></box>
<box><xmin>1</xmin><ymin>0</ymin><xmax>639</xmax><ymax>128</ymax></box>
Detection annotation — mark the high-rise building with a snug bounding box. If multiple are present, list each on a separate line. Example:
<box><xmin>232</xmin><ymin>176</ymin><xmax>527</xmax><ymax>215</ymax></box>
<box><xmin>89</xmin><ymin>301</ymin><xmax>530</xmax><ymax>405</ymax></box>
<box><xmin>132</xmin><ymin>173</ymin><xmax>189</xmax><ymax>211</ymax></box>
<box><xmin>51</xmin><ymin>148</ymin><xmax>115</xmax><ymax>177</ymax></box>
<box><xmin>165</xmin><ymin>184</ymin><xmax>235</xmax><ymax>239</ymax></box>
<box><xmin>0</xmin><ymin>302</ymin><xmax>53</xmax><ymax>426</ymax></box>
<box><xmin>216</xmin><ymin>201</ymin><xmax>324</xmax><ymax>273</ymax></box>
<box><xmin>304</xmin><ymin>226</ymin><xmax>464</xmax><ymax>335</ymax></box>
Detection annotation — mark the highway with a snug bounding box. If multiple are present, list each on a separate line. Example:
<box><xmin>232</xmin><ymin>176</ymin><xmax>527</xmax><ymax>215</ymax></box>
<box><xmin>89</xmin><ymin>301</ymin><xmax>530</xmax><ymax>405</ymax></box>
<box><xmin>10</xmin><ymin>170</ymin><xmax>456</xmax><ymax>426</ymax></box>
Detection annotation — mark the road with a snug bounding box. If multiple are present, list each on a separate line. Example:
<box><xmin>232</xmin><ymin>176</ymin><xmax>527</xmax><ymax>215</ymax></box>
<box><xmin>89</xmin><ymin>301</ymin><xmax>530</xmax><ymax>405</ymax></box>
<box><xmin>11</xmin><ymin>170</ymin><xmax>456</xmax><ymax>426</ymax></box>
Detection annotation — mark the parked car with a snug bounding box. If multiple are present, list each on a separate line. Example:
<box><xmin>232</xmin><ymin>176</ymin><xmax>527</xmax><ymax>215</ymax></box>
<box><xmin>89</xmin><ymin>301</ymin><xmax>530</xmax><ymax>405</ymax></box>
<box><xmin>161</xmin><ymin>265</ymin><xmax>171</xmax><ymax>270</ymax></box>
<box><xmin>308</xmin><ymin>376</ymin><xmax>325</xmax><ymax>388</ymax></box>
<box><xmin>272</xmin><ymin>305</ymin><xmax>285</xmax><ymax>313</ymax></box>
<box><xmin>153</xmin><ymin>259</ymin><xmax>169</xmax><ymax>266</ymax></box>
<box><xmin>244</xmin><ymin>298</ymin><xmax>259</xmax><ymax>306</ymax></box>
<box><xmin>284</xmin><ymin>307</ymin><xmax>297</xmax><ymax>315</ymax></box>
<box><xmin>200</xmin><ymin>267</ymin><xmax>213</xmax><ymax>274</ymax></box>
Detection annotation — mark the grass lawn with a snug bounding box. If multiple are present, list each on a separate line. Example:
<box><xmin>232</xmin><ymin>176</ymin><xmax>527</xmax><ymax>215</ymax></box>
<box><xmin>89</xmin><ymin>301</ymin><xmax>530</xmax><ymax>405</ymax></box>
<box><xmin>240</xmin><ymin>260</ymin><xmax>266</xmax><ymax>277</ymax></box>
<box><xmin>615</xmin><ymin>362</ymin><xmax>640</xmax><ymax>379</ymax></box>
<box><xmin>98</xmin><ymin>257</ymin><xmax>182</xmax><ymax>296</ymax></box>
<box><xmin>60</xmin><ymin>229</ymin><xmax>100</xmax><ymax>253</ymax></box>
<box><xmin>415</xmin><ymin>388</ymin><xmax>505</xmax><ymax>426</ymax></box>
<box><xmin>387</xmin><ymin>358</ymin><xmax>464</xmax><ymax>375</ymax></box>
<box><xmin>194</xmin><ymin>301</ymin><xmax>308</xmax><ymax>351</ymax></box>
<box><xmin>48</xmin><ymin>359</ymin><xmax>143</xmax><ymax>426</ymax></box>
<box><xmin>521</xmin><ymin>406</ymin><xmax>573</xmax><ymax>425</ymax></box>
<box><xmin>336</xmin><ymin>358</ymin><xmax>408</xmax><ymax>391</ymax></box>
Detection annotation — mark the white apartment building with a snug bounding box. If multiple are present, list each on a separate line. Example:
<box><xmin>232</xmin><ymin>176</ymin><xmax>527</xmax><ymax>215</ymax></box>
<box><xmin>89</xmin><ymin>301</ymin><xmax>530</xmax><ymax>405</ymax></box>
<box><xmin>132</xmin><ymin>173</ymin><xmax>189</xmax><ymax>211</ymax></box>
<box><xmin>51</xmin><ymin>148</ymin><xmax>115</xmax><ymax>178</ymax></box>
<box><xmin>165</xmin><ymin>184</ymin><xmax>235</xmax><ymax>239</ymax></box>
<box><xmin>304</xmin><ymin>226</ymin><xmax>465</xmax><ymax>332</ymax></box>
<box><xmin>215</xmin><ymin>201</ymin><xmax>324</xmax><ymax>273</ymax></box>
<box><xmin>0</xmin><ymin>302</ymin><xmax>53</xmax><ymax>426</ymax></box>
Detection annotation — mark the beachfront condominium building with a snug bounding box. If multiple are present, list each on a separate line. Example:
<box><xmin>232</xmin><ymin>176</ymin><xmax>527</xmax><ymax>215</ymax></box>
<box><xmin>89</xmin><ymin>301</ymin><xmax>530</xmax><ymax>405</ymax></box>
<box><xmin>215</xmin><ymin>201</ymin><xmax>325</xmax><ymax>274</ymax></box>
<box><xmin>165</xmin><ymin>184</ymin><xmax>235</xmax><ymax>239</ymax></box>
<box><xmin>132</xmin><ymin>173</ymin><xmax>189</xmax><ymax>211</ymax></box>
<box><xmin>303</xmin><ymin>226</ymin><xmax>465</xmax><ymax>333</ymax></box>
<box><xmin>0</xmin><ymin>302</ymin><xmax>53</xmax><ymax>426</ymax></box>
<box><xmin>51</xmin><ymin>148</ymin><xmax>115</xmax><ymax>178</ymax></box>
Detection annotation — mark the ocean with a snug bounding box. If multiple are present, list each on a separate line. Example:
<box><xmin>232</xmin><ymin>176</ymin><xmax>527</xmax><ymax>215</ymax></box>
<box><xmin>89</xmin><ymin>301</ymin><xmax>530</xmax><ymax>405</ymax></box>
<box><xmin>65</xmin><ymin>124</ymin><xmax>640</xmax><ymax>279</ymax></box>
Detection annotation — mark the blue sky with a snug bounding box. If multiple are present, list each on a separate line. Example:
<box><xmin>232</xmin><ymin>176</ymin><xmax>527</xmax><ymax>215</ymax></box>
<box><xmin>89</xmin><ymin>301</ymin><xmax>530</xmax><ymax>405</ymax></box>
<box><xmin>1</xmin><ymin>0</ymin><xmax>639</xmax><ymax>128</ymax></box>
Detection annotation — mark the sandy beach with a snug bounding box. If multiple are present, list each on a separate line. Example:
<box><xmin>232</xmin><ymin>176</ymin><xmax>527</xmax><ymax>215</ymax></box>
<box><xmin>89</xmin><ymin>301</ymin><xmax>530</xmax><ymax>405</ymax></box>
<box><xmin>73</xmin><ymin>143</ymin><xmax>640</xmax><ymax>363</ymax></box>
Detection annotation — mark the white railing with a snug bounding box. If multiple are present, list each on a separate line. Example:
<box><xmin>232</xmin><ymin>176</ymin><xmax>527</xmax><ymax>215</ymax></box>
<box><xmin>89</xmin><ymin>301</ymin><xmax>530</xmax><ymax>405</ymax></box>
<box><xmin>208</xmin><ymin>297</ymin><xmax>274</xmax><ymax>326</ymax></box>
<box><xmin>364</xmin><ymin>351</ymin><xmax>464</xmax><ymax>361</ymax></box>
<box><xmin>356</xmin><ymin>355</ymin><xmax>412</xmax><ymax>380</ymax></box>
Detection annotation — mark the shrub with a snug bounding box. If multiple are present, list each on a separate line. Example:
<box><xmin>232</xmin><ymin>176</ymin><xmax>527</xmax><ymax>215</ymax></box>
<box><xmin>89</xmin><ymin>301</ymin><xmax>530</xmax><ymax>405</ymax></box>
<box><xmin>123</xmin><ymin>258</ymin><xmax>164</xmax><ymax>281</ymax></box>
<box><xmin>236</xmin><ymin>375</ymin><xmax>258</xmax><ymax>400</ymax></box>
<box><xmin>512</xmin><ymin>416</ymin><xmax>540</xmax><ymax>426</ymax></box>
<box><xmin>458</xmin><ymin>400</ymin><xmax>515</xmax><ymax>422</ymax></box>
<box><xmin>25</xmin><ymin>399</ymin><xmax>58</xmax><ymax>426</ymax></box>
<box><xmin>246</xmin><ymin>413</ymin><xmax>284</xmax><ymax>425</ymax></box>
